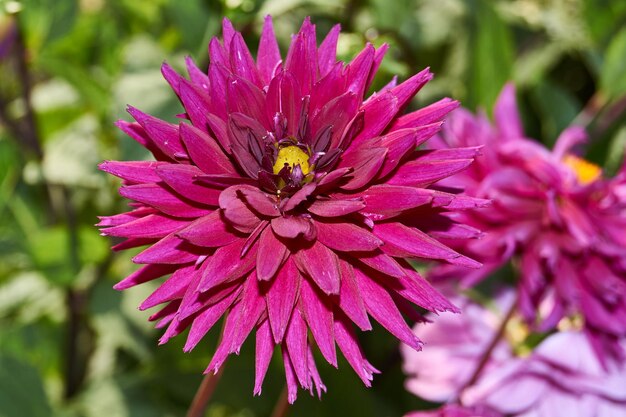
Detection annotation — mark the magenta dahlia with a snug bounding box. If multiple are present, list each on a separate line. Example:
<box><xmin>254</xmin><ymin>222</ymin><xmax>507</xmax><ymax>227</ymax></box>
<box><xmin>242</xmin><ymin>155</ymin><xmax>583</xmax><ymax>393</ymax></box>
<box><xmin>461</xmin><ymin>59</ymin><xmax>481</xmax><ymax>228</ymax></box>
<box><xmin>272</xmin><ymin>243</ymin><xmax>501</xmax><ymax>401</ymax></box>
<box><xmin>430</xmin><ymin>84</ymin><xmax>626</xmax><ymax>361</ymax></box>
<box><xmin>98</xmin><ymin>16</ymin><xmax>485</xmax><ymax>401</ymax></box>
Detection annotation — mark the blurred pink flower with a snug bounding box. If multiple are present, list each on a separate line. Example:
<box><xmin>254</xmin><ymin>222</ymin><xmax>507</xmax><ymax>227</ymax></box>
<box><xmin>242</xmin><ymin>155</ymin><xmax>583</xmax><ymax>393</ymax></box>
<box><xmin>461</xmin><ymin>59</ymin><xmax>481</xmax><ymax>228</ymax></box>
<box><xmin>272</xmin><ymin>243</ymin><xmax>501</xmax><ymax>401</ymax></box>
<box><xmin>403</xmin><ymin>295</ymin><xmax>626</xmax><ymax>417</ymax></box>
<box><xmin>401</xmin><ymin>292</ymin><xmax>515</xmax><ymax>402</ymax></box>
<box><xmin>430</xmin><ymin>84</ymin><xmax>626</xmax><ymax>360</ymax></box>
<box><xmin>99</xmin><ymin>17</ymin><xmax>485</xmax><ymax>401</ymax></box>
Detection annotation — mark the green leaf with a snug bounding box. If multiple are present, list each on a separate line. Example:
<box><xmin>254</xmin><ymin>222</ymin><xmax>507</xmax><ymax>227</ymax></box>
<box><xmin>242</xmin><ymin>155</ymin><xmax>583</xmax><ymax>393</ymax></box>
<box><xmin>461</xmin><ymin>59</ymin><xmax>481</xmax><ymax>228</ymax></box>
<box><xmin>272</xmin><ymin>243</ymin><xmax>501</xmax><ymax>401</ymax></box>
<box><xmin>600</xmin><ymin>26</ymin><xmax>626</xmax><ymax>100</ymax></box>
<box><xmin>467</xmin><ymin>0</ymin><xmax>515</xmax><ymax>111</ymax></box>
<box><xmin>530</xmin><ymin>81</ymin><xmax>580</xmax><ymax>145</ymax></box>
<box><xmin>0</xmin><ymin>354</ymin><xmax>52</xmax><ymax>417</ymax></box>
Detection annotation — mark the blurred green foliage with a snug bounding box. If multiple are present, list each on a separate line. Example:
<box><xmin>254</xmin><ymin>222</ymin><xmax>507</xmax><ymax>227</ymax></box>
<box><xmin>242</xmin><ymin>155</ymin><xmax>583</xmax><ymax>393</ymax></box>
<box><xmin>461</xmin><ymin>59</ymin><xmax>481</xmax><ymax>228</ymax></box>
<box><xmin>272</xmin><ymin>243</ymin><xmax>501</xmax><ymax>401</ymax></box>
<box><xmin>1</xmin><ymin>0</ymin><xmax>626</xmax><ymax>416</ymax></box>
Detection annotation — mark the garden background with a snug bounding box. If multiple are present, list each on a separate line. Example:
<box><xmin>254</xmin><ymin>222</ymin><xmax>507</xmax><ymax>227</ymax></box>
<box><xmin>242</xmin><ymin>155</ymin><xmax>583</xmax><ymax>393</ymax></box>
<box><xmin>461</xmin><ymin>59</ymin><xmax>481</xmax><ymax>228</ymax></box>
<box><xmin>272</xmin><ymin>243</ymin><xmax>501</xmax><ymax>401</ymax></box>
<box><xmin>1</xmin><ymin>0</ymin><xmax>626</xmax><ymax>416</ymax></box>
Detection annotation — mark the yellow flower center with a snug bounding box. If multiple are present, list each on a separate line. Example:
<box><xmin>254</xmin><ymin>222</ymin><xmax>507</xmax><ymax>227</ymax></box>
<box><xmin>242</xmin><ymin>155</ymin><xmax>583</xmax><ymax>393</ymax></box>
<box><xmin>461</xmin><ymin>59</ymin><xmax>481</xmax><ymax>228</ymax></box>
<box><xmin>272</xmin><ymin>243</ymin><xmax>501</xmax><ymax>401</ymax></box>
<box><xmin>273</xmin><ymin>146</ymin><xmax>311</xmax><ymax>175</ymax></box>
<box><xmin>562</xmin><ymin>155</ymin><xmax>601</xmax><ymax>185</ymax></box>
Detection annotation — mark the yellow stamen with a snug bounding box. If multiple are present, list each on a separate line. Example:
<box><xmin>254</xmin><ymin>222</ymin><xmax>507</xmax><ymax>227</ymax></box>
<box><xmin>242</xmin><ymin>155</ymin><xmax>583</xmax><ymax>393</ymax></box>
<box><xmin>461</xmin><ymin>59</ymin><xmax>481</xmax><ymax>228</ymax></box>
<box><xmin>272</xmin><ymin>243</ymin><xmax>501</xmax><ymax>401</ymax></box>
<box><xmin>272</xmin><ymin>146</ymin><xmax>311</xmax><ymax>175</ymax></box>
<box><xmin>562</xmin><ymin>155</ymin><xmax>602</xmax><ymax>185</ymax></box>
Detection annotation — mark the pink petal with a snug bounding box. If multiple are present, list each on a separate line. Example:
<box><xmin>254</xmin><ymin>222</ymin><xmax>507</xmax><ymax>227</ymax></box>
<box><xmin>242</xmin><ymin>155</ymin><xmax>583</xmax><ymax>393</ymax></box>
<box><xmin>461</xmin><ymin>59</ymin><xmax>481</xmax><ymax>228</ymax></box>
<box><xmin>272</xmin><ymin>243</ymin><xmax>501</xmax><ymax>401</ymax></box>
<box><xmin>102</xmin><ymin>213</ymin><xmax>187</xmax><ymax>239</ymax></box>
<box><xmin>228</xmin><ymin>275</ymin><xmax>265</xmax><ymax>354</ymax></box>
<box><xmin>334</xmin><ymin>314</ymin><xmax>380</xmax><ymax>386</ymax></box>
<box><xmin>198</xmin><ymin>239</ymin><xmax>257</xmax><ymax>292</ymax></box>
<box><xmin>156</xmin><ymin>164</ymin><xmax>221</xmax><ymax>206</ymax></box>
<box><xmin>386</xmin><ymin>158</ymin><xmax>474</xmax><ymax>188</ymax></box>
<box><xmin>99</xmin><ymin>160</ymin><xmax>165</xmax><ymax>184</ymax></box>
<box><xmin>227</xmin><ymin>75</ymin><xmax>270</xmax><ymax>128</ymax></box>
<box><xmin>185</xmin><ymin>56</ymin><xmax>210</xmax><ymax>91</ymax></box>
<box><xmin>375</xmin><ymin>222</ymin><xmax>481</xmax><ymax>268</ymax></box>
<box><xmin>254</xmin><ymin>319</ymin><xmax>274</xmax><ymax>395</ymax></box>
<box><xmin>266</xmin><ymin>257</ymin><xmax>301</xmax><ymax>343</ymax></box>
<box><xmin>183</xmin><ymin>286</ymin><xmax>241</xmax><ymax>352</ymax></box>
<box><xmin>354</xmin><ymin>250</ymin><xmax>406</xmax><ymax>278</ymax></box>
<box><xmin>354</xmin><ymin>268</ymin><xmax>422</xmax><ymax>350</ymax></box>
<box><xmin>114</xmin><ymin>264</ymin><xmax>177</xmax><ymax>290</ymax></box>
<box><xmin>127</xmin><ymin>106</ymin><xmax>185</xmax><ymax>158</ymax></box>
<box><xmin>389</xmin><ymin>97</ymin><xmax>459</xmax><ymax>131</ymax></box>
<box><xmin>179</xmin><ymin>123</ymin><xmax>236</xmax><ymax>175</ymax></box>
<box><xmin>257</xmin><ymin>226</ymin><xmax>289</xmax><ymax>281</ymax></box>
<box><xmin>266</xmin><ymin>71</ymin><xmax>302</xmax><ymax>137</ymax></box>
<box><xmin>282</xmin><ymin>347</ymin><xmax>300</xmax><ymax>404</ymax></box>
<box><xmin>229</xmin><ymin>32</ymin><xmax>262</xmax><ymax>87</ymax></box>
<box><xmin>177</xmin><ymin>78</ymin><xmax>213</xmax><ymax>133</ymax></box>
<box><xmin>115</xmin><ymin>120</ymin><xmax>171</xmax><ymax>161</ymax></box>
<box><xmin>338</xmin><ymin>147</ymin><xmax>387</xmax><ymax>190</ymax></box>
<box><xmin>378</xmin><ymin>124</ymin><xmax>443</xmax><ymax>178</ymax></box>
<box><xmin>299</xmin><ymin>278</ymin><xmax>337</xmax><ymax>366</ymax></box>
<box><xmin>350</xmin><ymin>91</ymin><xmax>398</xmax><ymax>147</ymax></box>
<box><xmin>307</xmin><ymin>197</ymin><xmax>365</xmax><ymax>217</ymax></box>
<box><xmin>281</xmin><ymin>182</ymin><xmax>317</xmax><ymax>212</ymax></box>
<box><xmin>294</xmin><ymin>241</ymin><xmax>341</xmax><ymax>295</ymax></box>
<box><xmin>133</xmin><ymin>235</ymin><xmax>199</xmax><ymax>264</ymax></box>
<box><xmin>219</xmin><ymin>185</ymin><xmax>263</xmax><ymax>233</ymax></box>
<box><xmin>271</xmin><ymin>215</ymin><xmax>315</xmax><ymax>240</ymax></box>
<box><xmin>284</xmin><ymin>308</ymin><xmax>310</xmax><ymax>389</ymax></box>
<box><xmin>354</xmin><ymin>185</ymin><xmax>433</xmax><ymax>220</ymax></box>
<box><xmin>315</xmin><ymin>220</ymin><xmax>383</xmax><ymax>252</ymax></box>
<box><xmin>257</xmin><ymin>15</ymin><xmax>281</xmax><ymax>85</ymax></box>
<box><xmin>345</xmin><ymin>44</ymin><xmax>375</xmax><ymax>99</ymax></box>
<box><xmin>318</xmin><ymin>24</ymin><xmax>340</xmax><ymax>76</ymax></box>
<box><xmin>493</xmin><ymin>83</ymin><xmax>523</xmax><ymax>140</ymax></box>
<box><xmin>176</xmin><ymin>210</ymin><xmax>242</xmax><ymax>247</ymax></box>
<box><xmin>337</xmin><ymin>261</ymin><xmax>372</xmax><ymax>330</ymax></box>
<box><xmin>236</xmin><ymin>185</ymin><xmax>281</xmax><ymax>217</ymax></box>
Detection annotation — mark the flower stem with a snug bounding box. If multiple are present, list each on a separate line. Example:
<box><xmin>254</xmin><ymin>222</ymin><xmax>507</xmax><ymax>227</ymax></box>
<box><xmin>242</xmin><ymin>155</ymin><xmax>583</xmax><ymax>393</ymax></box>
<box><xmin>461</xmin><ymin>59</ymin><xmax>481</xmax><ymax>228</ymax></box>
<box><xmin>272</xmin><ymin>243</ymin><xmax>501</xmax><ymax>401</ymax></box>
<box><xmin>270</xmin><ymin>386</ymin><xmax>290</xmax><ymax>417</ymax></box>
<box><xmin>186</xmin><ymin>366</ymin><xmax>225</xmax><ymax>417</ymax></box>
<box><xmin>457</xmin><ymin>294</ymin><xmax>519</xmax><ymax>401</ymax></box>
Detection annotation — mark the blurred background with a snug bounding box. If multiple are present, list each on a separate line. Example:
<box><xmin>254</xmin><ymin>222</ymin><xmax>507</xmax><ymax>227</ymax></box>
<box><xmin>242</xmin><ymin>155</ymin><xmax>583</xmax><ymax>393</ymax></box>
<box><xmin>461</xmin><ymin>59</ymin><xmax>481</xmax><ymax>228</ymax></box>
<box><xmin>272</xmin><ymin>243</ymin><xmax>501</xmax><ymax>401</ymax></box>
<box><xmin>1</xmin><ymin>0</ymin><xmax>626</xmax><ymax>416</ymax></box>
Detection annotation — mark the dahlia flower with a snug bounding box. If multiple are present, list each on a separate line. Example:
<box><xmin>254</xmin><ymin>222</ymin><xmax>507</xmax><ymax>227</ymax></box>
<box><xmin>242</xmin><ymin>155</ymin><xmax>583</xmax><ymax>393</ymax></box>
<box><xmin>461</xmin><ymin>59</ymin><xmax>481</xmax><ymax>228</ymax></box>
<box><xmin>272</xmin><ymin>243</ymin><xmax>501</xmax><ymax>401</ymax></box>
<box><xmin>402</xmin><ymin>295</ymin><xmax>626</xmax><ymax>417</ymax></box>
<box><xmin>430</xmin><ymin>84</ymin><xmax>626</xmax><ymax>360</ymax></box>
<box><xmin>99</xmin><ymin>17</ymin><xmax>484</xmax><ymax>401</ymax></box>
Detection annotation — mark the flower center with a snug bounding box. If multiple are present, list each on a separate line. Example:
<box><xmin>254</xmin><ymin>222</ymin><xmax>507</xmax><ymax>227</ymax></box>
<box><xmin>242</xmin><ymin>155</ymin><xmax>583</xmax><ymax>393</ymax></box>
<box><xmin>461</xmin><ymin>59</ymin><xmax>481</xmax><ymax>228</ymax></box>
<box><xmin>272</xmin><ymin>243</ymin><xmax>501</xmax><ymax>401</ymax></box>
<box><xmin>273</xmin><ymin>145</ymin><xmax>311</xmax><ymax>175</ymax></box>
<box><xmin>562</xmin><ymin>155</ymin><xmax>601</xmax><ymax>185</ymax></box>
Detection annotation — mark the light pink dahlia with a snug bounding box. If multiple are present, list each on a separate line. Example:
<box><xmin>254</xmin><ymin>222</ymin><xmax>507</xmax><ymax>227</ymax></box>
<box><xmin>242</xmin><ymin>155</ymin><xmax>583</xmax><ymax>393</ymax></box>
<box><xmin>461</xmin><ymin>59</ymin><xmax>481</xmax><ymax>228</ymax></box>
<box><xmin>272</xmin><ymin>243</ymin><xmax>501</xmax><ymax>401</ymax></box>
<box><xmin>98</xmin><ymin>17</ymin><xmax>485</xmax><ymax>401</ymax></box>
<box><xmin>402</xmin><ymin>294</ymin><xmax>626</xmax><ymax>417</ymax></box>
<box><xmin>430</xmin><ymin>84</ymin><xmax>626</xmax><ymax>361</ymax></box>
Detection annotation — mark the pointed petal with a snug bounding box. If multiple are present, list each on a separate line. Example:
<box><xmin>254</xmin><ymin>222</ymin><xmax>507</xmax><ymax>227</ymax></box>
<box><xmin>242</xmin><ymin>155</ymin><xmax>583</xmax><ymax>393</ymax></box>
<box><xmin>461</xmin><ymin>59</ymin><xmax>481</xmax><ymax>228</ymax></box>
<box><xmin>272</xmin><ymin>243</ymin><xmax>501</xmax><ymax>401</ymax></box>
<box><xmin>257</xmin><ymin>226</ymin><xmax>289</xmax><ymax>281</ymax></box>
<box><xmin>284</xmin><ymin>308</ymin><xmax>310</xmax><ymax>389</ymax></box>
<box><xmin>315</xmin><ymin>220</ymin><xmax>383</xmax><ymax>252</ymax></box>
<box><xmin>99</xmin><ymin>160</ymin><xmax>165</xmax><ymax>184</ymax></box>
<box><xmin>337</xmin><ymin>261</ymin><xmax>372</xmax><ymax>330</ymax></box>
<box><xmin>318</xmin><ymin>24</ymin><xmax>340</xmax><ymax>76</ymax></box>
<box><xmin>183</xmin><ymin>286</ymin><xmax>240</xmax><ymax>352</ymax></box>
<box><xmin>294</xmin><ymin>241</ymin><xmax>341</xmax><ymax>295</ymax></box>
<box><xmin>354</xmin><ymin>268</ymin><xmax>422</xmax><ymax>350</ymax></box>
<box><xmin>254</xmin><ymin>319</ymin><xmax>275</xmax><ymax>395</ymax></box>
<box><xmin>176</xmin><ymin>210</ymin><xmax>242</xmax><ymax>247</ymax></box>
<box><xmin>266</xmin><ymin>257</ymin><xmax>301</xmax><ymax>343</ymax></box>
<box><xmin>374</xmin><ymin>222</ymin><xmax>481</xmax><ymax>268</ymax></box>
<box><xmin>133</xmin><ymin>235</ymin><xmax>199</xmax><ymax>264</ymax></box>
<box><xmin>307</xmin><ymin>198</ymin><xmax>365</xmax><ymax>217</ymax></box>
<box><xmin>114</xmin><ymin>264</ymin><xmax>177</xmax><ymax>290</ymax></box>
<box><xmin>257</xmin><ymin>15</ymin><xmax>281</xmax><ymax>84</ymax></box>
<box><xmin>334</xmin><ymin>314</ymin><xmax>380</xmax><ymax>386</ymax></box>
<box><xmin>300</xmin><ymin>278</ymin><xmax>337</xmax><ymax>366</ymax></box>
<box><xmin>179</xmin><ymin>123</ymin><xmax>236</xmax><ymax>175</ymax></box>
<box><xmin>102</xmin><ymin>213</ymin><xmax>187</xmax><ymax>239</ymax></box>
<box><xmin>156</xmin><ymin>164</ymin><xmax>221</xmax><ymax>206</ymax></box>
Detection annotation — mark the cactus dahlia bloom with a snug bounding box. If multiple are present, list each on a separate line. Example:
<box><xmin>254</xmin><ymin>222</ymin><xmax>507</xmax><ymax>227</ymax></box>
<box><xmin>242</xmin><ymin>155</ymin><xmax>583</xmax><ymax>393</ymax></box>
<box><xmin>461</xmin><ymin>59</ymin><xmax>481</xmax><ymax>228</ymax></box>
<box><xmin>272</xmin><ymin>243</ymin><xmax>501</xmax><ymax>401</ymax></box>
<box><xmin>430</xmin><ymin>84</ymin><xmax>626</xmax><ymax>361</ymax></box>
<box><xmin>99</xmin><ymin>17</ymin><xmax>485</xmax><ymax>401</ymax></box>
